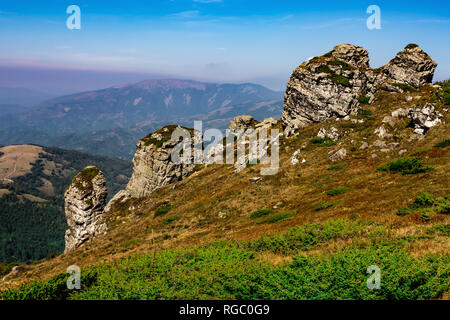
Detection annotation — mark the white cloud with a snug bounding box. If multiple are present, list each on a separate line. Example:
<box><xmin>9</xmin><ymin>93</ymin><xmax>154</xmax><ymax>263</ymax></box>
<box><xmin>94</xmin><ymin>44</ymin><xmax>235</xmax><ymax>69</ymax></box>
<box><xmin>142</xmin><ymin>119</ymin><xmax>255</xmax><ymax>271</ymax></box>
<box><xmin>173</xmin><ymin>10</ymin><xmax>200</xmax><ymax>18</ymax></box>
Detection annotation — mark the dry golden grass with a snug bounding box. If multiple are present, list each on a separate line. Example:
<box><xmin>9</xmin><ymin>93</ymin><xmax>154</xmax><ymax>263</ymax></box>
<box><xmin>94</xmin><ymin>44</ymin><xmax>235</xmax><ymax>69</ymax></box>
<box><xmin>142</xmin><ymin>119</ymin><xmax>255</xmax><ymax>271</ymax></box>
<box><xmin>0</xmin><ymin>145</ymin><xmax>43</xmax><ymax>180</ymax></box>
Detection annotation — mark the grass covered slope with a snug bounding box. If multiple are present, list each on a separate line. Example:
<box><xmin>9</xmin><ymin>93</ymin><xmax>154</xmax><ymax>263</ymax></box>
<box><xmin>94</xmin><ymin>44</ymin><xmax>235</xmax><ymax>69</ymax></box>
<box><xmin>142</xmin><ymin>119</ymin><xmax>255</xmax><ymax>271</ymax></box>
<box><xmin>0</xmin><ymin>146</ymin><xmax>131</xmax><ymax>264</ymax></box>
<box><xmin>1</xmin><ymin>82</ymin><xmax>449</xmax><ymax>299</ymax></box>
<box><xmin>2</xmin><ymin>220</ymin><xmax>449</xmax><ymax>300</ymax></box>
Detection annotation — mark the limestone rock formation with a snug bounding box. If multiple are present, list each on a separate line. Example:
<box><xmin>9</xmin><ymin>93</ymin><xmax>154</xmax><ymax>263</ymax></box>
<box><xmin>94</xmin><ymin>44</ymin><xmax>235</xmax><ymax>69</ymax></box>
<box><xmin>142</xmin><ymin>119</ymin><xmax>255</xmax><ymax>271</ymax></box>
<box><xmin>331</xmin><ymin>43</ymin><xmax>370</xmax><ymax>68</ymax></box>
<box><xmin>408</xmin><ymin>104</ymin><xmax>443</xmax><ymax>135</ymax></box>
<box><xmin>229</xmin><ymin>115</ymin><xmax>257</xmax><ymax>131</ymax></box>
<box><xmin>384</xmin><ymin>44</ymin><xmax>438</xmax><ymax>89</ymax></box>
<box><xmin>104</xmin><ymin>190</ymin><xmax>131</xmax><ymax>213</ymax></box>
<box><xmin>1</xmin><ymin>265</ymin><xmax>29</xmax><ymax>284</ymax></box>
<box><xmin>282</xmin><ymin>43</ymin><xmax>437</xmax><ymax>135</ymax></box>
<box><xmin>64</xmin><ymin>166</ymin><xmax>108</xmax><ymax>253</ymax></box>
<box><xmin>125</xmin><ymin>126</ymin><xmax>197</xmax><ymax>198</ymax></box>
<box><xmin>255</xmin><ymin>117</ymin><xmax>278</xmax><ymax>130</ymax></box>
<box><xmin>317</xmin><ymin>127</ymin><xmax>340</xmax><ymax>141</ymax></box>
<box><xmin>329</xmin><ymin>148</ymin><xmax>347</xmax><ymax>162</ymax></box>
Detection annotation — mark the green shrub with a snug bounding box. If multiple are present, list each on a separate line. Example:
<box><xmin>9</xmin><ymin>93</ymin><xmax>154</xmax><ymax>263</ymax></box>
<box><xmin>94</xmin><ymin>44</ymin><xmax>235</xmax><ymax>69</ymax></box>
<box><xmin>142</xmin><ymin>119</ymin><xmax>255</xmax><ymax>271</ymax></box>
<box><xmin>396</xmin><ymin>207</ymin><xmax>412</xmax><ymax>216</ymax></box>
<box><xmin>328</xmin><ymin>59</ymin><xmax>352</xmax><ymax>71</ymax></box>
<box><xmin>317</xmin><ymin>65</ymin><xmax>332</xmax><ymax>74</ymax></box>
<box><xmin>250</xmin><ymin>209</ymin><xmax>273</xmax><ymax>219</ymax></box>
<box><xmin>412</xmin><ymin>148</ymin><xmax>431</xmax><ymax>156</ymax></box>
<box><xmin>396</xmin><ymin>193</ymin><xmax>450</xmax><ymax>217</ymax></box>
<box><xmin>314</xmin><ymin>202</ymin><xmax>334</xmax><ymax>211</ymax></box>
<box><xmin>427</xmin><ymin>224</ymin><xmax>450</xmax><ymax>236</ymax></box>
<box><xmin>377</xmin><ymin>158</ymin><xmax>433</xmax><ymax>175</ymax></box>
<box><xmin>358</xmin><ymin>95</ymin><xmax>370</xmax><ymax>104</ymax></box>
<box><xmin>329</xmin><ymin>74</ymin><xmax>350</xmax><ymax>87</ymax></box>
<box><xmin>327</xmin><ymin>187</ymin><xmax>349</xmax><ymax>196</ymax></box>
<box><xmin>0</xmin><ymin>262</ymin><xmax>17</xmax><ymax>278</ymax></box>
<box><xmin>249</xmin><ymin>219</ymin><xmax>363</xmax><ymax>254</ymax></box>
<box><xmin>434</xmin><ymin>139</ymin><xmax>450</xmax><ymax>148</ymax></box>
<box><xmin>163</xmin><ymin>216</ymin><xmax>179</xmax><ymax>225</ymax></box>
<box><xmin>257</xmin><ymin>211</ymin><xmax>295</xmax><ymax>224</ymax></box>
<box><xmin>392</xmin><ymin>82</ymin><xmax>416</xmax><ymax>92</ymax></box>
<box><xmin>154</xmin><ymin>204</ymin><xmax>173</xmax><ymax>217</ymax></box>
<box><xmin>361</xmin><ymin>109</ymin><xmax>375</xmax><ymax>120</ymax></box>
<box><xmin>445</xmin><ymin>93</ymin><xmax>450</xmax><ymax>105</ymax></box>
<box><xmin>327</xmin><ymin>163</ymin><xmax>345</xmax><ymax>171</ymax></box>
<box><xmin>2</xmin><ymin>218</ymin><xmax>449</xmax><ymax>301</ymax></box>
<box><xmin>358</xmin><ymin>90</ymin><xmax>370</xmax><ymax>104</ymax></box>
<box><xmin>311</xmin><ymin>137</ymin><xmax>337</xmax><ymax>147</ymax></box>
<box><xmin>311</xmin><ymin>137</ymin><xmax>325</xmax><ymax>144</ymax></box>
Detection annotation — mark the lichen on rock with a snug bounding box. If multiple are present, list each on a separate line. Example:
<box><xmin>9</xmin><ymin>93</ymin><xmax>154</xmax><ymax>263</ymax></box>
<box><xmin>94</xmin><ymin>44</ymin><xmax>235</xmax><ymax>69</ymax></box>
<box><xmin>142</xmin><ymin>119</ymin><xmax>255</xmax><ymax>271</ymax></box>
<box><xmin>125</xmin><ymin>125</ymin><xmax>197</xmax><ymax>198</ymax></box>
<box><xmin>282</xmin><ymin>43</ymin><xmax>437</xmax><ymax>136</ymax></box>
<box><xmin>64</xmin><ymin>166</ymin><xmax>108</xmax><ymax>253</ymax></box>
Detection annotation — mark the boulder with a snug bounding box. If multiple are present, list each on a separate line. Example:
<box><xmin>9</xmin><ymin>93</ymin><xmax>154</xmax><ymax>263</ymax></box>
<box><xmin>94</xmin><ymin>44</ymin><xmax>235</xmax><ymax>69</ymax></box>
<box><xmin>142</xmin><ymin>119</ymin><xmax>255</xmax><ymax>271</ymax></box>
<box><xmin>281</xmin><ymin>43</ymin><xmax>437</xmax><ymax>135</ymax></box>
<box><xmin>126</xmin><ymin>126</ymin><xmax>197</xmax><ymax>198</ymax></box>
<box><xmin>1</xmin><ymin>265</ymin><xmax>28</xmax><ymax>283</ymax></box>
<box><xmin>104</xmin><ymin>190</ymin><xmax>131</xmax><ymax>213</ymax></box>
<box><xmin>360</xmin><ymin>142</ymin><xmax>369</xmax><ymax>150</ymax></box>
<box><xmin>331</xmin><ymin>43</ymin><xmax>370</xmax><ymax>68</ymax></box>
<box><xmin>384</xmin><ymin>44</ymin><xmax>437</xmax><ymax>89</ymax></box>
<box><xmin>64</xmin><ymin>166</ymin><xmax>108</xmax><ymax>253</ymax></box>
<box><xmin>229</xmin><ymin>115</ymin><xmax>257</xmax><ymax>131</ymax></box>
<box><xmin>374</xmin><ymin>125</ymin><xmax>392</xmax><ymax>139</ymax></box>
<box><xmin>317</xmin><ymin>127</ymin><xmax>340</xmax><ymax>141</ymax></box>
<box><xmin>391</xmin><ymin>108</ymin><xmax>410</xmax><ymax>119</ymax></box>
<box><xmin>408</xmin><ymin>103</ymin><xmax>443</xmax><ymax>135</ymax></box>
<box><xmin>329</xmin><ymin>148</ymin><xmax>347</xmax><ymax>162</ymax></box>
<box><xmin>255</xmin><ymin>117</ymin><xmax>278</xmax><ymax>129</ymax></box>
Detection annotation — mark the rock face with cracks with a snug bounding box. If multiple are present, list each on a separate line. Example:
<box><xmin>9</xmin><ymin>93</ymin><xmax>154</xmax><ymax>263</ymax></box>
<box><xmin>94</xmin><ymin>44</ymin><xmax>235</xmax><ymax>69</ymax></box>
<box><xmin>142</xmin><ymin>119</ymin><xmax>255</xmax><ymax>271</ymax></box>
<box><xmin>282</xmin><ymin>43</ymin><xmax>437</xmax><ymax>136</ymax></box>
<box><xmin>125</xmin><ymin>126</ymin><xmax>197</xmax><ymax>199</ymax></box>
<box><xmin>64</xmin><ymin>166</ymin><xmax>108</xmax><ymax>253</ymax></box>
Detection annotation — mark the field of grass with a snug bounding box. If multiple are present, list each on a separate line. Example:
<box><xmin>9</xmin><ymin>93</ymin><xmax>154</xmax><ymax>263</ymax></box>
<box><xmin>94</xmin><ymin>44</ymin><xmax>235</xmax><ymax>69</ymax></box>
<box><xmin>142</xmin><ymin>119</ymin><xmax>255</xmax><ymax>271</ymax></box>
<box><xmin>1</xmin><ymin>219</ymin><xmax>448</xmax><ymax>300</ymax></box>
<box><xmin>1</xmin><ymin>83</ymin><xmax>449</xmax><ymax>300</ymax></box>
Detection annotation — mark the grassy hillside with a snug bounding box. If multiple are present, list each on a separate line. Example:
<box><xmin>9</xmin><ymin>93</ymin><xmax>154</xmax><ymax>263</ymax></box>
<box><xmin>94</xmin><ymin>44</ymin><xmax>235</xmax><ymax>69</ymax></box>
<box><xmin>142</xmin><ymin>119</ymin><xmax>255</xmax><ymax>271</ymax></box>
<box><xmin>0</xmin><ymin>145</ymin><xmax>131</xmax><ymax>264</ymax></box>
<box><xmin>1</xmin><ymin>83</ymin><xmax>449</xmax><ymax>299</ymax></box>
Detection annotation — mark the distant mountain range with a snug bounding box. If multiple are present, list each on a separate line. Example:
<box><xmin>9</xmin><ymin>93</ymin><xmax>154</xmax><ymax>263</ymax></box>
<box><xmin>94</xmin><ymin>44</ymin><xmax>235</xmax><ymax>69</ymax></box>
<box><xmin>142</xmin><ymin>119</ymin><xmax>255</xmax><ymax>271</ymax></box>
<box><xmin>0</xmin><ymin>87</ymin><xmax>56</xmax><ymax>107</ymax></box>
<box><xmin>0</xmin><ymin>79</ymin><xmax>283</xmax><ymax>159</ymax></box>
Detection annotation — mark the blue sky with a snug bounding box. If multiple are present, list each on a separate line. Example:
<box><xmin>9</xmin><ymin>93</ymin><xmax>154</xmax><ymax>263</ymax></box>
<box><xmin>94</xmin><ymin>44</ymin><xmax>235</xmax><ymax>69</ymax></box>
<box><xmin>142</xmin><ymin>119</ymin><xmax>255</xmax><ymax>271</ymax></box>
<box><xmin>0</xmin><ymin>0</ymin><xmax>449</xmax><ymax>90</ymax></box>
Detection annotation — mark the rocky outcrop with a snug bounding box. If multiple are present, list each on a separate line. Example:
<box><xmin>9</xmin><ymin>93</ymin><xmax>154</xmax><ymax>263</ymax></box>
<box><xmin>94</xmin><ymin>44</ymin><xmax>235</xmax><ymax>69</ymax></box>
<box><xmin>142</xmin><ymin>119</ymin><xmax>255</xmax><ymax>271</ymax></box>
<box><xmin>255</xmin><ymin>117</ymin><xmax>278</xmax><ymax>130</ymax></box>
<box><xmin>329</xmin><ymin>148</ymin><xmax>347</xmax><ymax>162</ymax></box>
<box><xmin>229</xmin><ymin>115</ymin><xmax>258</xmax><ymax>131</ymax></box>
<box><xmin>331</xmin><ymin>43</ymin><xmax>370</xmax><ymax>68</ymax></box>
<box><xmin>383</xmin><ymin>44</ymin><xmax>437</xmax><ymax>89</ymax></box>
<box><xmin>125</xmin><ymin>126</ymin><xmax>197</xmax><ymax>198</ymax></box>
<box><xmin>64</xmin><ymin>166</ymin><xmax>108</xmax><ymax>253</ymax></box>
<box><xmin>408</xmin><ymin>104</ymin><xmax>443</xmax><ymax>135</ymax></box>
<box><xmin>317</xmin><ymin>127</ymin><xmax>340</xmax><ymax>141</ymax></box>
<box><xmin>282</xmin><ymin>43</ymin><xmax>437</xmax><ymax>135</ymax></box>
<box><xmin>1</xmin><ymin>265</ymin><xmax>29</xmax><ymax>284</ymax></box>
<box><xmin>104</xmin><ymin>190</ymin><xmax>131</xmax><ymax>213</ymax></box>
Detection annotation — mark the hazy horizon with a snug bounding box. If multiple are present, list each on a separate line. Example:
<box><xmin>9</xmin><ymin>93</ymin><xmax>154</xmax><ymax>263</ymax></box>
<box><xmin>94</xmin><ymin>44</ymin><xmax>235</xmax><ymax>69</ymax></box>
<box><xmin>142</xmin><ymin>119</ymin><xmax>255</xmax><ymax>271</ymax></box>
<box><xmin>1</xmin><ymin>0</ymin><xmax>449</xmax><ymax>93</ymax></box>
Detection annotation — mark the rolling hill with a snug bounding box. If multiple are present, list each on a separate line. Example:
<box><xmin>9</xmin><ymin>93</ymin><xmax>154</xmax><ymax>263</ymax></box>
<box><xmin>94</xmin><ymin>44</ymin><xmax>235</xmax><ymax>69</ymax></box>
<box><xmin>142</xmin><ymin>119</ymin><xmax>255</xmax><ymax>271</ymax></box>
<box><xmin>0</xmin><ymin>145</ymin><xmax>131</xmax><ymax>264</ymax></box>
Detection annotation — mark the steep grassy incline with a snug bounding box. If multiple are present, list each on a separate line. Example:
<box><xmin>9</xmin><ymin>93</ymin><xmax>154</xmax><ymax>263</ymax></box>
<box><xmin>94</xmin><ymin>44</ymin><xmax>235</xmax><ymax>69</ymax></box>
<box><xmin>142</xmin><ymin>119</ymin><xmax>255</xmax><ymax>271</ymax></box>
<box><xmin>1</xmin><ymin>83</ymin><xmax>449</xmax><ymax>299</ymax></box>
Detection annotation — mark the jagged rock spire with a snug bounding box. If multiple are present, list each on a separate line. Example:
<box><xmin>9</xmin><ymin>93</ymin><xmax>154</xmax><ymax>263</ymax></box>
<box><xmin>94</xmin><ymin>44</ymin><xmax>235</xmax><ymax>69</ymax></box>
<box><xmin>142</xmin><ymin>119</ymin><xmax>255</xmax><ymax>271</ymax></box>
<box><xmin>64</xmin><ymin>166</ymin><xmax>107</xmax><ymax>253</ymax></box>
<box><xmin>281</xmin><ymin>43</ymin><xmax>437</xmax><ymax>136</ymax></box>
